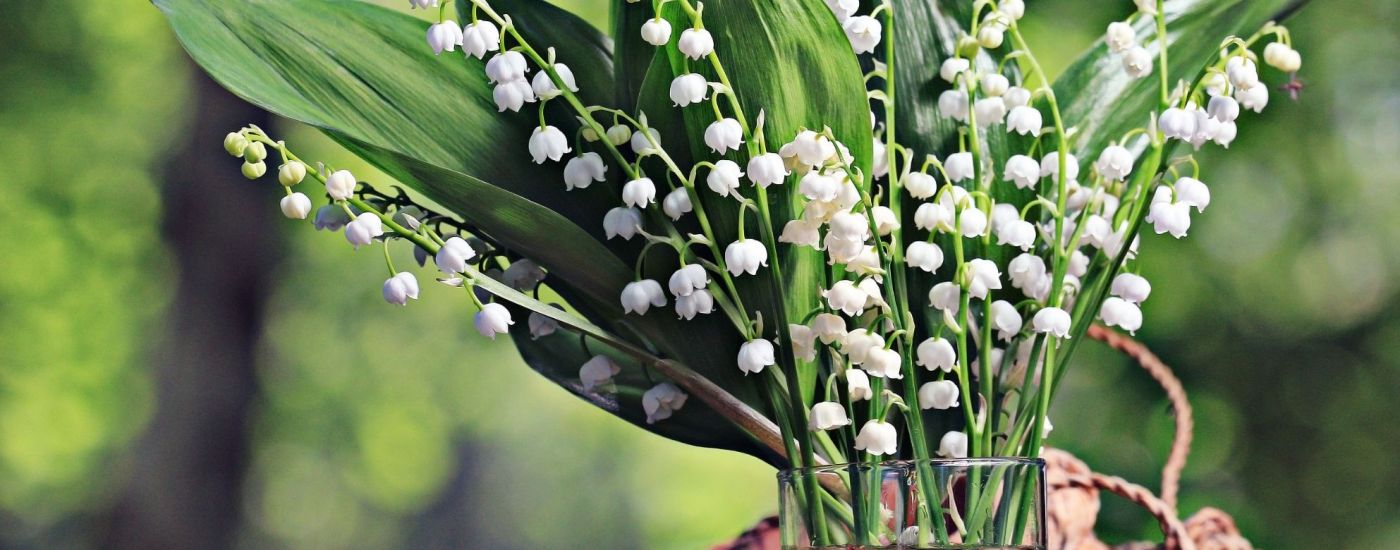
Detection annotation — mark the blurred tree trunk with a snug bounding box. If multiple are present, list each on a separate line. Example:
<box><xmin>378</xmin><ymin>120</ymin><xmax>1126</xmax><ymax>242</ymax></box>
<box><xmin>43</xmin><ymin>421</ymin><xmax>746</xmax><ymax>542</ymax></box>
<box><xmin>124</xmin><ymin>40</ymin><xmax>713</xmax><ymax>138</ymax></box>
<box><xmin>101</xmin><ymin>68</ymin><xmax>277</xmax><ymax>549</ymax></box>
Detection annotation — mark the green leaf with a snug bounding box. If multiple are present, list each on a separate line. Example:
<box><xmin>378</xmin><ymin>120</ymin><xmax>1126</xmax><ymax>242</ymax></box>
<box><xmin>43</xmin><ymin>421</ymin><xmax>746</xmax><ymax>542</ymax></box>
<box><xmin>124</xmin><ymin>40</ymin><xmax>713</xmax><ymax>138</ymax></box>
<box><xmin>1052</xmin><ymin>0</ymin><xmax>1309</xmax><ymax>158</ymax></box>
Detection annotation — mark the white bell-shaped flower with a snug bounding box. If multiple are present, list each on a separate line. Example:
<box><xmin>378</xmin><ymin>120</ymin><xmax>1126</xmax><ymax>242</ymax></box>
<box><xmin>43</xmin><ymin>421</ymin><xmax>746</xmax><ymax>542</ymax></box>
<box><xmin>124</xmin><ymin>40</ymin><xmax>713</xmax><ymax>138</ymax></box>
<box><xmin>999</xmin><ymin>0</ymin><xmax>1025</xmax><ymax>19</ymax></box>
<box><xmin>661</xmin><ymin>187</ymin><xmax>693</xmax><ymax>221</ymax></box>
<box><xmin>528</xmin><ymin>311</ymin><xmax>559</xmax><ymax>339</ymax></box>
<box><xmin>1040</xmin><ymin>151</ymin><xmax>1080</xmax><ymax>181</ymax></box>
<box><xmin>938</xmin><ymin>89</ymin><xmax>969</xmax><ymax>122</ymax></box>
<box><xmin>945</xmin><ymin>152</ymin><xmax>975</xmax><ymax>182</ymax></box>
<box><xmin>603</xmin><ymin>207</ymin><xmax>643</xmax><ymax>240</ymax></box>
<box><xmin>485</xmin><ymin>51</ymin><xmax>528</xmax><ymax>83</ymax></box>
<box><xmin>1213</xmin><ymin>120</ymin><xmax>1238</xmax><ymax>148</ymax></box>
<box><xmin>1207</xmin><ymin>95</ymin><xmax>1240</xmax><ymax>123</ymax></box>
<box><xmin>1106</xmin><ymin>21</ymin><xmax>1135</xmax><ymax>53</ymax></box>
<box><xmin>678</xmin><ymin>27</ymin><xmax>715</xmax><ymax>59</ymax></box>
<box><xmin>669</xmin><ymin>73</ymin><xmax>709</xmax><ymax>107</ymax></box>
<box><xmin>1234</xmin><ymin>82</ymin><xmax>1269</xmax><ymax>113</ymax></box>
<box><xmin>974</xmin><ymin>97</ymin><xmax>1007</xmax><ymax>127</ymax></box>
<box><xmin>855</xmin><ymin>421</ymin><xmax>899</xmax><ymax>456</ymax></box>
<box><xmin>530</xmin><ymin>63</ymin><xmax>579</xmax><ymax>100</ymax></box>
<box><xmin>528</xmin><ymin>125</ymin><xmax>571</xmax><ymax>164</ymax></box>
<box><xmin>737</xmin><ymin>339</ymin><xmax>775</xmax><ymax>375</ymax></box>
<box><xmin>825</xmin><ymin>280</ymin><xmax>868</xmax><ymax>317</ymax></box>
<box><xmin>474</xmin><ymin>302</ymin><xmax>514</xmax><ymax>339</ymax></box>
<box><xmin>725</xmin><ymin>239</ymin><xmax>769</xmax><ymax>276</ymax></box>
<box><xmin>630</xmin><ymin>128</ymin><xmax>661</xmax><ymax>156</ymax></box>
<box><xmin>1095</xmin><ymin>145</ymin><xmax>1135</xmax><ymax>181</ymax></box>
<box><xmin>640</xmin><ymin>18</ymin><xmax>672</xmax><ymax>46</ymax></box>
<box><xmin>622</xmin><ymin>177</ymin><xmax>657</xmax><ymax>208</ymax></box>
<box><xmin>675</xmin><ymin>288</ymin><xmax>714</xmax><ymax>320</ymax></box>
<box><xmin>938</xmin><ymin>430</ymin><xmax>968</xmax><ymax>458</ymax></box>
<box><xmin>503</xmin><ymin>259</ymin><xmax>546</xmax><ymax>291</ymax></box>
<box><xmin>996</xmin><ymin>219</ymin><xmax>1036</xmax><ymax>251</ymax></box>
<box><xmin>435</xmin><ymin>237</ymin><xmax>476</xmax><ymax>274</ymax></box>
<box><xmin>427</xmin><ymin>20</ymin><xmax>463</xmax><ymax>55</ymax></box>
<box><xmin>978</xmin><ymin>22</ymin><xmax>1005</xmax><ymax>49</ymax></box>
<box><xmin>990</xmin><ymin>300</ymin><xmax>1023</xmax><ymax>341</ymax></box>
<box><xmin>966</xmin><ymin>258</ymin><xmax>1003</xmax><ymax>300</ymax></box>
<box><xmin>1146</xmin><ymin>192</ymin><xmax>1192</xmax><ymax>238</ymax></box>
<box><xmin>1111</xmin><ymin>273</ymin><xmax>1152</xmax><ymax>303</ymax></box>
<box><xmin>871</xmin><ymin>139</ymin><xmax>889</xmax><ymax>179</ymax></box>
<box><xmin>621</xmin><ymin>279</ymin><xmax>667</xmax><ymax>314</ymax></box>
<box><xmin>1004</xmin><ymin>86</ymin><xmax>1032</xmax><ymax>109</ymax></box>
<box><xmin>563</xmin><ymin>152</ymin><xmax>607</xmax><ymax>191</ymax></box>
<box><xmin>1122</xmin><ymin>46</ymin><xmax>1152</xmax><ymax>78</ymax></box>
<box><xmin>704</xmin><ymin>118</ymin><xmax>744</xmax><ymax>153</ymax></box>
<box><xmin>747</xmin><ymin>153</ymin><xmax>789</xmax><ymax>187</ymax></box>
<box><xmin>905</xmin><ymin>241</ymin><xmax>944</xmax><ymax>273</ymax></box>
<box><xmin>1159</xmin><ymin>107</ymin><xmax>1198</xmax><ymax>141</ymax></box>
<box><xmin>808</xmin><ymin>401</ymin><xmax>852</xmax><ymax>431</ymax></box>
<box><xmin>779</xmin><ymin>219</ymin><xmax>821</xmax><ymax>248</ymax></box>
<box><xmin>579</xmin><ymin>355</ymin><xmax>621</xmax><ymax>392</ymax></box>
<box><xmin>827</xmin><ymin>211</ymin><xmax>868</xmax><ymax>242</ymax></box>
<box><xmin>842</xmin><ymin>16</ymin><xmax>882</xmax><ymax>54</ymax></box>
<box><xmin>863</xmin><ymin>347</ymin><xmax>903</xmax><ymax>379</ymax></box>
<box><xmin>668</xmin><ymin>264</ymin><xmax>709</xmax><ymax>297</ymax></box>
<box><xmin>1004</xmin><ymin>154</ymin><xmax>1040</xmax><ymax>189</ymax></box>
<box><xmin>1009</xmin><ymin>253</ymin><xmax>1049</xmax><ymax>300</ymax></box>
<box><xmin>872</xmin><ymin>206</ymin><xmax>900</xmax><ymax>236</ymax></box>
<box><xmin>382</xmin><ymin>272</ymin><xmax>420</xmax><ymax>306</ymax></box>
<box><xmin>959</xmin><ymin>207</ymin><xmax>988</xmax><ymax>238</ymax></box>
<box><xmin>1099</xmin><ymin>296</ymin><xmax>1144</xmax><ymax>333</ymax></box>
<box><xmin>344</xmin><ymin>212</ymin><xmax>384</xmax><ymax>248</ymax></box>
<box><xmin>842</xmin><ymin>329</ymin><xmax>883</xmax><ymax>365</ymax></box>
<box><xmin>904</xmin><ymin>171</ymin><xmax>937</xmax><ymax>199</ymax></box>
<box><xmin>791</xmin><ymin>130</ymin><xmax>836</xmax><ymax>167</ymax></box>
<box><xmin>1032</xmin><ymin>307</ymin><xmax>1072</xmax><ymax>338</ymax></box>
<box><xmin>826</xmin><ymin>0</ymin><xmax>858</xmax><ymax>20</ymax></box>
<box><xmin>929</xmin><ymin>281</ymin><xmax>961</xmax><ymax>313</ymax></box>
<box><xmin>916</xmin><ymin>337</ymin><xmax>956</xmax><ymax>372</ymax></box>
<box><xmin>919</xmin><ymin>380</ymin><xmax>960</xmax><ymax>410</ymax></box>
<box><xmin>642</xmin><ymin>383</ymin><xmax>687</xmax><ymax>424</ymax></box>
<box><xmin>325</xmin><ymin>169</ymin><xmax>356</xmax><ymax>201</ymax></box>
<box><xmin>789</xmin><ymin>324</ymin><xmax>818</xmax><ymax>362</ymax></box>
<box><xmin>280</xmin><ymin>193</ymin><xmax>312</xmax><ymax>220</ymax></box>
<box><xmin>799</xmin><ymin>172</ymin><xmax>841</xmax><ymax>202</ymax></box>
<box><xmin>939</xmin><ymin>58</ymin><xmax>970</xmax><ymax>83</ymax></box>
<box><xmin>1174</xmin><ymin>177</ymin><xmax>1211</xmax><ymax>212</ymax></box>
<box><xmin>913</xmin><ymin>202</ymin><xmax>948</xmax><ymax>232</ymax></box>
<box><xmin>493</xmin><ymin>80</ymin><xmax>535</xmax><ymax>112</ymax></box>
<box><xmin>313</xmin><ymin>205</ymin><xmax>350</xmax><ymax>231</ymax></box>
<box><xmin>981</xmin><ymin>73</ymin><xmax>1009</xmax><ymax>97</ymax></box>
<box><xmin>1226</xmin><ymin>56</ymin><xmax>1260</xmax><ymax>89</ymax></box>
<box><xmin>1263</xmin><ymin>42</ymin><xmax>1302</xmax><ymax>72</ymax></box>
<box><xmin>1007</xmin><ymin>106</ymin><xmax>1042</xmax><ymax>136</ymax></box>
<box><xmin>812</xmin><ymin>313</ymin><xmax>847</xmax><ymax>345</ymax></box>
<box><xmin>461</xmin><ymin>20</ymin><xmax>500</xmax><ymax>59</ymax></box>
<box><xmin>846</xmin><ymin>368</ymin><xmax>873</xmax><ymax>400</ymax></box>
<box><xmin>707</xmin><ymin>160</ymin><xmax>745</xmax><ymax>197</ymax></box>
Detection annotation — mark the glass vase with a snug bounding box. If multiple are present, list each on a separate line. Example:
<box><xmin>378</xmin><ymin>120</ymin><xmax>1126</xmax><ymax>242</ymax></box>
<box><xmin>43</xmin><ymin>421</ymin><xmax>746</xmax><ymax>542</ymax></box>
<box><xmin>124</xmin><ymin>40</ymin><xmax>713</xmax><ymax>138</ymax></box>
<box><xmin>777</xmin><ymin>458</ymin><xmax>1045</xmax><ymax>549</ymax></box>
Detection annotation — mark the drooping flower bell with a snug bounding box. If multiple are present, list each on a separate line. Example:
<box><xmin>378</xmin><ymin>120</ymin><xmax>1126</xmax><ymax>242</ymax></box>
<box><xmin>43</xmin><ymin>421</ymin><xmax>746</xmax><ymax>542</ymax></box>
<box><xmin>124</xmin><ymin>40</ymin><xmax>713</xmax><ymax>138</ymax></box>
<box><xmin>579</xmin><ymin>355</ymin><xmax>621</xmax><ymax>392</ymax></box>
<box><xmin>706</xmin><ymin>160</ymin><xmax>745</xmax><ymax>197</ymax></box>
<box><xmin>1173</xmin><ymin>177</ymin><xmax>1211</xmax><ymax>212</ymax></box>
<box><xmin>563</xmin><ymin>152</ymin><xmax>607</xmax><ymax>191</ymax></box>
<box><xmin>1110</xmin><ymin>273</ymin><xmax>1152</xmax><ymax>303</ymax></box>
<box><xmin>916</xmin><ymin>337</ymin><xmax>956</xmax><ymax>372</ymax></box>
<box><xmin>965</xmin><ymin>258</ymin><xmax>1003</xmax><ymax>299</ymax></box>
<box><xmin>945</xmin><ymin>152</ymin><xmax>974</xmax><ymax>182</ymax></box>
<box><xmin>918</xmin><ymin>380</ymin><xmax>960</xmax><ymax>410</ymax></box>
<box><xmin>996</xmin><ymin>219</ymin><xmax>1036</xmax><ymax>251</ymax></box>
<box><xmin>1226</xmin><ymin>56</ymin><xmax>1260</xmax><ymax>89</ymax></box>
<box><xmin>1263</xmin><ymin>41</ymin><xmax>1302</xmax><ymax>72</ymax></box>
<box><xmin>382</xmin><ymin>272</ymin><xmax>420</xmax><ymax>306</ymax></box>
<box><xmin>344</xmin><ymin>212</ymin><xmax>384</xmax><ymax>248</ymax></box>
<box><xmin>974</xmin><ymin>97</ymin><xmax>1007</xmax><ymax>127</ymax></box>
<box><xmin>314</xmin><ymin>205</ymin><xmax>350</xmax><ymax>232</ymax></box>
<box><xmin>928</xmin><ymin>282</ymin><xmax>960</xmax><ymax>313</ymax></box>
<box><xmin>789</xmin><ymin>324</ymin><xmax>818</xmax><ymax>362</ymax></box>
<box><xmin>904</xmin><ymin>171</ymin><xmax>937</xmax><ymax>199</ymax></box>
<box><xmin>724</xmin><ymin>239</ymin><xmax>769</xmax><ymax>277</ymax></box>
<box><xmin>528</xmin><ymin>125</ymin><xmax>570</xmax><ymax>164</ymax></box>
<box><xmin>528</xmin><ymin>311</ymin><xmax>559</xmax><ymax>339</ymax></box>
<box><xmin>668</xmin><ymin>264</ymin><xmax>709</xmax><ymax>297</ymax></box>
<box><xmin>790</xmin><ymin>130</ymin><xmax>836</xmax><ymax>167</ymax></box>
<box><xmin>811</xmin><ymin>313</ymin><xmax>846</xmax><ymax>345</ymax></box>
<box><xmin>938</xmin><ymin>90</ymin><xmax>969</xmax><ymax>122</ymax></box>
<box><xmin>779</xmin><ymin>219</ymin><xmax>820</xmax><ymax>248</ymax></box>
<box><xmin>530</xmin><ymin>63</ymin><xmax>579</xmax><ymax>100</ymax></box>
<box><xmin>280</xmin><ymin>193</ymin><xmax>312</xmax><ymax>220</ymax></box>
<box><xmin>747</xmin><ymin>153</ymin><xmax>789</xmax><ymax>188</ymax></box>
<box><xmin>704</xmin><ymin>118</ymin><xmax>744</xmax><ymax>153</ymax></box>
<box><xmin>678</xmin><ymin>27</ymin><xmax>715</xmax><ymax>59</ymax></box>
<box><xmin>1095</xmin><ymin>145</ymin><xmax>1135</xmax><ymax>181</ymax></box>
<box><xmin>426</xmin><ymin>20</ymin><xmax>463</xmax><ymax>55</ymax></box>
<box><xmin>621</xmin><ymin>279</ymin><xmax>667</xmax><ymax>315</ymax></box>
<box><xmin>485</xmin><ymin>51</ymin><xmax>528</xmax><ymax>83</ymax></box>
<box><xmin>798</xmin><ymin>172</ymin><xmax>841</xmax><ymax>202</ymax></box>
<box><xmin>1159</xmin><ymin>107</ymin><xmax>1198</xmax><ymax>142</ymax></box>
<box><xmin>461</xmin><ymin>20</ymin><xmax>500</xmax><ymax>59</ymax></box>
<box><xmin>278</xmin><ymin>161</ymin><xmax>306</xmax><ymax>186</ymax></box>
<box><xmin>492</xmin><ymin>80</ymin><xmax>535</xmax><ymax>112</ymax></box>
<box><xmin>1122</xmin><ymin>46</ymin><xmax>1152</xmax><ymax>78</ymax></box>
<box><xmin>325</xmin><ymin>169</ymin><xmax>357</xmax><ymax>201</ymax></box>
<box><xmin>603</xmin><ymin>207</ymin><xmax>643</xmax><ymax>240</ymax></box>
<box><xmin>642</xmin><ymin>382</ymin><xmax>688</xmax><ymax>424</ymax></box>
<box><xmin>938</xmin><ymin>430</ymin><xmax>968</xmax><ymax>458</ymax></box>
<box><xmin>1146</xmin><ymin>188</ymin><xmax>1192</xmax><ymax>238</ymax></box>
<box><xmin>990</xmin><ymin>300</ymin><xmax>1024</xmax><ymax>341</ymax></box>
<box><xmin>1032</xmin><ymin>307</ymin><xmax>1072</xmax><ymax>338</ymax></box>
<box><xmin>630</xmin><ymin>128</ymin><xmax>662</xmax><ymax>156</ymax></box>
<box><xmin>1106</xmin><ymin>21</ymin><xmax>1135</xmax><ymax>53</ymax></box>
<box><xmin>824</xmin><ymin>280</ymin><xmax>868</xmax><ymax>317</ymax></box>
<box><xmin>855</xmin><ymin>420</ymin><xmax>899</xmax><ymax>456</ymax></box>
<box><xmin>640</xmin><ymin>18</ymin><xmax>672</xmax><ymax>46</ymax></box>
<box><xmin>669</xmin><ymin>73</ymin><xmax>709</xmax><ymax>107</ymax></box>
<box><xmin>435</xmin><ymin>236</ymin><xmax>477</xmax><ymax>274</ymax></box>
<box><xmin>1003</xmin><ymin>154</ymin><xmax>1040</xmax><ymax>189</ymax></box>
<box><xmin>1007</xmin><ymin>106</ymin><xmax>1042</xmax><ymax>136</ymax></box>
<box><xmin>1040</xmin><ymin>151</ymin><xmax>1080</xmax><ymax>181</ymax></box>
<box><xmin>808</xmin><ymin>402</ymin><xmax>852</xmax><ymax>431</ymax></box>
<box><xmin>1099</xmin><ymin>296</ymin><xmax>1144</xmax><ymax>333</ymax></box>
<box><xmin>474</xmin><ymin>302</ymin><xmax>514</xmax><ymax>339</ymax></box>
<box><xmin>846</xmin><ymin>368</ymin><xmax>872</xmax><ymax>401</ymax></box>
<box><xmin>621</xmin><ymin>177</ymin><xmax>657</xmax><ymax>208</ymax></box>
<box><xmin>905</xmin><ymin>241</ymin><xmax>944</xmax><ymax>273</ymax></box>
<box><xmin>1207</xmin><ymin>95</ymin><xmax>1240</xmax><ymax>123</ymax></box>
<box><xmin>863</xmin><ymin>347</ymin><xmax>903</xmax><ymax>379</ymax></box>
<box><xmin>842</xmin><ymin>329</ymin><xmax>883</xmax><ymax>365</ymax></box>
<box><xmin>737</xmin><ymin>338</ymin><xmax>775</xmax><ymax>375</ymax></box>
<box><xmin>661</xmin><ymin>188</ymin><xmax>693</xmax><ymax>221</ymax></box>
<box><xmin>842</xmin><ymin>16</ymin><xmax>882</xmax><ymax>54</ymax></box>
<box><xmin>675</xmin><ymin>288</ymin><xmax>714</xmax><ymax>320</ymax></box>
<box><xmin>939</xmin><ymin>58</ymin><xmax>970</xmax><ymax>83</ymax></box>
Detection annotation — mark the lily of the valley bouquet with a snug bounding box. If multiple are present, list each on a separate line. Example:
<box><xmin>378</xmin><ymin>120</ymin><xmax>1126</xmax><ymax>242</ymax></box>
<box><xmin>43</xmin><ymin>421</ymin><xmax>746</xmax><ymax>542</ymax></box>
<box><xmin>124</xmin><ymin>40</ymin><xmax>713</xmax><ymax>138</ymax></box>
<box><xmin>157</xmin><ymin>0</ymin><xmax>1304</xmax><ymax>546</ymax></box>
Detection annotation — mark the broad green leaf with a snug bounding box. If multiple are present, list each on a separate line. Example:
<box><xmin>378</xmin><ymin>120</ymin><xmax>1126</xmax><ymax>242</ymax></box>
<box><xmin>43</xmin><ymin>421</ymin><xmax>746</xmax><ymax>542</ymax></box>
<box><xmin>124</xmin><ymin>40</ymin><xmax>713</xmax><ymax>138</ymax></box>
<box><xmin>154</xmin><ymin>0</ymin><xmax>624</xmax><ymax>263</ymax></box>
<box><xmin>1053</xmin><ymin>0</ymin><xmax>1309</xmax><ymax>157</ymax></box>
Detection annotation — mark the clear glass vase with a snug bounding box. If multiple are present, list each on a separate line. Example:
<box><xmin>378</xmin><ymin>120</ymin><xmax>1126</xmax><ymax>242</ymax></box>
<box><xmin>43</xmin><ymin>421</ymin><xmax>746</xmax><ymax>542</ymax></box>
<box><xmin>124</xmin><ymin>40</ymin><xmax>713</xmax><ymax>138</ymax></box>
<box><xmin>777</xmin><ymin>458</ymin><xmax>1045</xmax><ymax>549</ymax></box>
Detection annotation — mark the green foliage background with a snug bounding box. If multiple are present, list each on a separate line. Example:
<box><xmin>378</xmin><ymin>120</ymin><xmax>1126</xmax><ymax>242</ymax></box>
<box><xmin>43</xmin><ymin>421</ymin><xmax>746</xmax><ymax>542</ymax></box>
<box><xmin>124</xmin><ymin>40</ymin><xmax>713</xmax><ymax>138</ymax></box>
<box><xmin>2</xmin><ymin>0</ymin><xmax>1399</xmax><ymax>548</ymax></box>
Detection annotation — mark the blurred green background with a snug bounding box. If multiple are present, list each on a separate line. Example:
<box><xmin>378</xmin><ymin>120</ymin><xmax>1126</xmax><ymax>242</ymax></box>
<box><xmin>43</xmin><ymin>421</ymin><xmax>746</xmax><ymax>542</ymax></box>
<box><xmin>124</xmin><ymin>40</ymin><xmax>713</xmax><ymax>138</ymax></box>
<box><xmin>1</xmin><ymin>0</ymin><xmax>1397</xmax><ymax>548</ymax></box>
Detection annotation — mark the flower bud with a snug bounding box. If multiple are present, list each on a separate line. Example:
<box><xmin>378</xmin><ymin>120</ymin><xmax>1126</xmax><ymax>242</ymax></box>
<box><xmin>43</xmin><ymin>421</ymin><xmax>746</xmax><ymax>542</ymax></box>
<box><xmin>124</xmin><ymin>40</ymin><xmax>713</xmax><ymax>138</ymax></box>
<box><xmin>1263</xmin><ymin>42</ymin><xmax>1301</xmax><ymax>72</ymax></box>
<box><xmin>1122</xmin><ymin>46</ymin><xmax>1152</xmax><ymax>78</ymax></box>
<box><xmin>678</xmin><ymin>28</ymin><xmax>715</xmax><ymax>59</ymax></box>
<box><xmin>242</xmin><ymin>141</ymin><xmax>267</xmax><ymax>163</ymax></box>
<box><xmin>1105</xmin><ymin>21</ymin><xmax>1135</xmax><ymax>53</ymax></box>
<box><xmin>956</xmin><ymin>35</ymin><xmax>981</xmax><ymax>58</ymax></box>
<box><xmin>642</xmin><ymin>383</ymin><xmax>687</xmax><ymax>424</ymax></box>
<box><xmin>919</xmin><ymin>380</ymin><xmax>960</xmax><ymax>410</ymax></box>
<box><xmin>977</xmin><ymin>23</ymin><xmax>1004</xmax><ymax>49</ymax></box>
<box><xmin>808</xmin><ymin>402</ymin><xmax>852</xmax><ymax>431</ymax></box>
<box><xmin>325</xmin><ymin>169</ymin><xmax>357</xmax><ymax>201</ymax></box>
<box><xmin>474</xmin><ymin>302</ymin><xmax>514</xmax><ymax>339</ymax></box>
<box><xmin>278</xmin><ymin>161</ymin><xmax>306</xmax><ymax>186</ymax></box>
<box><xmin>580</xmin><ymin>355</ymin><xmax>621</xmax><ymax>392</ymax></box>
<box><xmin>223</xmin><ymin>132</ymin><xmax>249</xmax><ymax>157</ymax></box>
<box><xmin>737</xmin><ymin>339</ymin><xmax>775</xmax><ymax>375</ymax></box>
<box><xmin>280</xmin><ymin>192</ymin><xmax>312</xmax><ymax>220</ymax></box>
<box><xmin>382</xmin><ymin>272</ymin><xmax>420</xmax><ymax>306</ymax></box>
<box><xmin>435</xmin><ymin>236</ymin><xmax>476</xmax><ymax>274</ymax></box>
<box><xmin>606</xmin><ymin>124</ymin><xmax>632</xmax><ymax>146</ymax></box>
<box><xmin>855</xmin><ymin>421</ymin><xmax>898</xmax><ymax>456</ymax></box>
<box><xmin>241</xmin><ymin>161</ymin><xmax>267</xmax><ymax>180</ymax></box>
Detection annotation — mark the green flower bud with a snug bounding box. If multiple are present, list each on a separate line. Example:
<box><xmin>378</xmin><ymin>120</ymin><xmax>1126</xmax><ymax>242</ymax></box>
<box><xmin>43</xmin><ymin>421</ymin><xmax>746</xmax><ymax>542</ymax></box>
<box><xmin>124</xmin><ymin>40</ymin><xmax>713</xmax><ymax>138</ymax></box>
<box><xmin>243</xmin><ymin>141</ymin><xmax>267</xmax><ymax>163</ymax></box>
<box><xmin>581</xmin><ymin>126</ymin><xmax>600</xmax><ymax>142</ymax></box>
<box><xmin>606</xmin><ymin>124</ymin><xmax>631</xmax><ymax>147</ymax></box>
<box><xmin>223</xmin><ymin>132</ymin><xmax>249</xmax><ymax>157</ymax></box>
<box><xmin>956</xmin><ymin>35</ymin><xmax>981</xmax><ymax>58</ymax></box>
<box><xmin>242</xmin><ymin>160</ymin><xmax>267</xmax><ymax>180</ymax></box>
<box><xmin>278</xmin><ymin>160</ymin><xmax>307</xmax><ymax>186</ymax></box>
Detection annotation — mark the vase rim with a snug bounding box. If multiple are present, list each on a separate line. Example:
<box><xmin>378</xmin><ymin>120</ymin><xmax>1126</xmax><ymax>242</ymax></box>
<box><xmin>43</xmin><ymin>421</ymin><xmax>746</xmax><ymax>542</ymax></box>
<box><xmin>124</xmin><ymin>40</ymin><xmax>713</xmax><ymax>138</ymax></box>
<box><xmin>776</xmin><ymin>456</ymin><xmax>1045</xmax><ymax>478</ymax></box>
